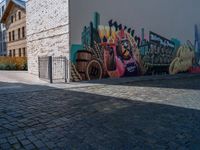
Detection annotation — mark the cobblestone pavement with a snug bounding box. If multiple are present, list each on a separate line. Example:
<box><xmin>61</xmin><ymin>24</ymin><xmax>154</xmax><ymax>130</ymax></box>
<box><xmin>0</xmin><ymin>76</ymin><xmax>200</xmax><ymax>150</ymax></box>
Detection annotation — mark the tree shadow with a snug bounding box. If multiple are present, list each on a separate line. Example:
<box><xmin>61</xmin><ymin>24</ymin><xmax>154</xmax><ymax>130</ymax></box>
<box><xmin>0</xmin><ymin>81</ymin><xmax>200</xmax><ymax>149</ymax></box>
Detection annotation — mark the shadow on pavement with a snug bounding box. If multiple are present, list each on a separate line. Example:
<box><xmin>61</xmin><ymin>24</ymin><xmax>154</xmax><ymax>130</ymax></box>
<box><xmin>0</xmin><ymin>81</ymin><xmax>200</xmax><ymax>149</ymax></box>
<box><xmin>81</xmin><ymin>74</ymin><xmax>200</xmax><ymax>90</ymax></box>
<box><xmin>126</xmin><ymin>76</ymin><xmax>200</xmax><ymax>90</ymax></box>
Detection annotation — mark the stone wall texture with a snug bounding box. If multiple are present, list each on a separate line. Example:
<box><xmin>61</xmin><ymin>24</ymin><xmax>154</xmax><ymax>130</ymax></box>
<box><xmin>26</xmin><ymin>0</ymin><xmax>69</xmax><ymax>75</ymax></box>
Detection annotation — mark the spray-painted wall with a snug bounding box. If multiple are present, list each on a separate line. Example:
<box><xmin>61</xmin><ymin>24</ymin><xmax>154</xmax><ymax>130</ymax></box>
<box><xmin>70</xmin><ymin>0</ymin><xmax>200</xmax><ymax>81</ymax></box>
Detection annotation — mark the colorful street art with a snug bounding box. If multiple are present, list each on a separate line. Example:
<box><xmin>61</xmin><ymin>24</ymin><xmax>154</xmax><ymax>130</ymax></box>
<box><xmin>141</xmin><ymin>32</ymin><xmax>175</xmax><ymax>75</ymax></box>
<box><xmin>194</xmin><ymin>24</ymin><xmax>200</xmax><ymax>65</ymax></box>
<box><xmin>70</xmin><ymin>12</ymin><xmax>200</xmax><ymax>81</ymax></box>
<box><xmin>188</xmin><ymin>25</ymin><xmax>200</xmax><ymax>74</ymax></box>
<box><xmin>169</xmin><ymin>44</ymin><xmax>194</xmax><ymax>74</ymax></box>
<box><xmin>99</xmin><ymin>25</ymin><xmax>140</xmax><ymax>78</ymax></box>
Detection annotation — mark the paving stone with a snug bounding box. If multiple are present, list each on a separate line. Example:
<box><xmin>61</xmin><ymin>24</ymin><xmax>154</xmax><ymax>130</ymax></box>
<box><xmin>0</xmin><ymin>77</ymin><xmax>200</xmax><ymax>149</ymax></box>
<box><xmin>45</xmin><ymin>141</ymin><xmax>56</xmax><ymax>149</ymax></box>
<box><xmin>7</xmin><ymin>137</ymin><xmax>18</xmax><ymax>145</ymax></box>
<box><xmin>0</xmin><ymin>142</ymin><xmax>12</xmax><ymax>150</ymax></box>
<box><xmin>24</xmin><ymin>143</ymin><xmax>36</xmax><ymax>150</ymax></box>
<box><xmin>38</xmin><ymin>147</ymin><xmax>49</xmax><ymax>150</ymax></box>
<box><xmin>27</xmin><ymin>135</ymin><xmax>38</xmax><ymax>142</ymax></box>
<box><xmin>13</xmin><ymin>143</ymin><xmax>22</xmax><ymax>150</ymax></box>
<box><xmin>0</xmin><ymin>138</ymin><xmax>7</xmax><ymax>144</ymax></box>
<box><xmin>16</xmin><ymin>134</ymin><xmax>26</xmax><ymax>140</ymax></box>
<box><xmin>32</xmin><ymin>140</ymin><xmax>46</xmax><ymax>148</ymax></box>
<box><xmin>20</xmin><ymin>139</ymin><xmax>31</xmax><ymax>146</ymax></box>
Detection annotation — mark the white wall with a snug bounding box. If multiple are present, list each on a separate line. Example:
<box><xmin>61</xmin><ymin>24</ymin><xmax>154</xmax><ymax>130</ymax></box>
<box><xmin>27</xmin><ymin>0</ymin><xmax>69</xmax><ymax>75</ymax></box>
<box><xmin>70</xmin><ymin>0</ymin><xmax>200</xmax><ymax>44</ymax></box>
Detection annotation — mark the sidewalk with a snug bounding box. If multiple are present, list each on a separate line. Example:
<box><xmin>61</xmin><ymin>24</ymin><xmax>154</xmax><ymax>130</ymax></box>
<box><xmin>0</xmin><ymin>71</ymin><xmax>46</xmax><ymax>85</ymax></box>
<box><xmin>0</xmin><ymin>73</ymin><xmax>200</xmax><ymax>149</ymax></box>
<box><xmin>0</xmin><ymin>70</ymin><xmax>199</xmax><ymax>94</ymax></box>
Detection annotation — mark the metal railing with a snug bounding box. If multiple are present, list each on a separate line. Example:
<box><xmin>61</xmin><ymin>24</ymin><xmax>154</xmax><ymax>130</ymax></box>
<box><xmin>38</xmin><ymin>56</ymin><xmax>68</xmax><ymax>83</ymax></box>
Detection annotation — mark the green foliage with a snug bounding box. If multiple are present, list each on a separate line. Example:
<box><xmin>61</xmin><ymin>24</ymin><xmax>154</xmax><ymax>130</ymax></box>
<box><xmin>0</xmin><ymin>57</ymin><xmax>27</xmax><ymax>70</ymax></box>
<box><xmin>0</xmin><ymin>63</ymin><xmax>17</xmax><ymax>70</ymax></box>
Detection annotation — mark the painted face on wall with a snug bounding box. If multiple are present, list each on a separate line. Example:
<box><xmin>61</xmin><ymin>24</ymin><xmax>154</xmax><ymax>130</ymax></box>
<box><xmin>121</xmin><ymin>39</ymin><xmax>131</xmax><ymax>54</ymax></box>
<box><xmin>118</xmin><ymin>39</ymin><xmax>132</xmax><ymax>60</ymax></box>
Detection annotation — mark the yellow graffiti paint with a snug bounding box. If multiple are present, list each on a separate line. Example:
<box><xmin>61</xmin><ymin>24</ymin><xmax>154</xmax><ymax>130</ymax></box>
<box><xmin>169</xmin><ymin>45</ymin><xmax>194</xmax><ymax>74</ymax></box>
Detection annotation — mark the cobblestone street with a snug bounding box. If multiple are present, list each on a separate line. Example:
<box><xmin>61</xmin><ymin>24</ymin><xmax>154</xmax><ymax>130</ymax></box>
<box><xmin>0</xmin><ymin>76</ymin><xmax>200</xmax><ymax>149</ymax></box>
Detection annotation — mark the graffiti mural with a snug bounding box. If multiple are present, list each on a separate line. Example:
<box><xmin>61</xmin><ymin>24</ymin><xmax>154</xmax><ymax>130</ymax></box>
<box><xmin>70</xmin><ymin>12</ymin><xmax>200</xmax><ymax>81</ymax></box>
<box><xmin>194</xmin><ymin>24</ymin><xmax>200</xmax><ymax>65</ymax></box>
<box><xmin>99</xmin><ymin>26</ymin><xmax>140</xmax><ymax>78</ymax></box>
<box><xmin>169</xmin><ymin>44</ymin><xmax>194</xmax><ymax>74</ymax></box>
<box><xmin>142</xmin><ymin>32</ymin><xmax>175</xmax><ymax>75</ymax></box>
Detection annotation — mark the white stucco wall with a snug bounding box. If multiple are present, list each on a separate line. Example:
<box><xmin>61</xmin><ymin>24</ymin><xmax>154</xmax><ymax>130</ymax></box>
<box><xmin>26</xmin><ymin>0</ymin><xmax>69</xmax><ymax>75</ymax></box>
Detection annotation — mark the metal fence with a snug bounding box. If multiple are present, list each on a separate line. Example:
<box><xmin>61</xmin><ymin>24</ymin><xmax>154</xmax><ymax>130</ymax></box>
<box><xmin>38</xmin><ymin>56</ymin><xmax>68</xmax><ymax>83</ymax></box>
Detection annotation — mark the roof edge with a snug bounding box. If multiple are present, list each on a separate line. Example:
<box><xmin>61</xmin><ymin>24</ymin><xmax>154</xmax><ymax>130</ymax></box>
<box><xmin>1</xmin><ymin>0</ymin><xmax>26</xmax><ymax>23</ymax></box>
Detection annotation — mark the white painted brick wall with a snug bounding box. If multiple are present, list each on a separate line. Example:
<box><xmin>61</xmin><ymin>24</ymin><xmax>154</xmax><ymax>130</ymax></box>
<box><xmin>26</xmin><ymin>0</ymin><xmax>69</xmax><ymax>75</ymax></box>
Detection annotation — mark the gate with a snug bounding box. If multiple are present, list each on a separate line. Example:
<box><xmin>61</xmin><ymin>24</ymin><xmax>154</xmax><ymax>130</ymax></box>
<box><xmin>38</xmin><ymin>56</ymin><xmax>69</xmax><ymax>83</ymax></box>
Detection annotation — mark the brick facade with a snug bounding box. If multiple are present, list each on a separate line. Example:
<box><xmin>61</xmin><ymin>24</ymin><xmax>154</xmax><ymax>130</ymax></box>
<box><xmin>26</xmin><ymin>0</ymin><xmax>70</xmax><ymax>75</ymax></box>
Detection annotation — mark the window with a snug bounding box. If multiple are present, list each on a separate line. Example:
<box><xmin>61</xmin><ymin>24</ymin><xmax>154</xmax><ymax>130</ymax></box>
<box><xmin>18</xmin><ymin>11</ymin><xmax>21</xmax><ymax>20</ymax></box>
<box><xmin>13</xmin><ymin>49</ymin><xmax>15</xmax><ymax>57</ymax></box>
<box><xmin>12</xmin><ymin>31</ymin><xmax>15</xmax><ymax>41</ymax></box>
<box><xmin>9</xmin><ymin>32</ymin><xmax>11</xmax><ymax>41</ymax></box>
<box><xmin>3</xmin><ymin>31</ymin><xmax>6</xmax><ymax>40</ymax></box>
<box><xmin>19</xmin><ymin>48</ymin><xmax>21</xmax><ymax>57</ymax></box>
<box><xmin>22</xmin><ymin>27</ymin><xmax>25</xmax><ymax>38</ymax></box>
<box><xmin>23</xmin><ymin>48</ymin><xmax>26</xmax><ymax>57</ymax></box>
<box><xmin>3</xmin><ymin>42</ymin><xmax>6</xmax><ymax>52</ymax></box>
<box><xmin>14</xmin><ymin>13</ymin><xmax>17</xmax><ymax>21</ymax></box>
<box><xmin>2</xmin><ymin>6</ymin><xmax>4</xmax><ymax>14</ymax></box>
<box><xmin>18</xmin><ymin>28</ymin><xmax>21</xmax><ymax>39</ymax></box>
<box><xmin>11</xmin><ymin>16</ymin><xmax>13</xmax><ymax>23</ymax></box>
<box><xmin>9</xmin><ymin>50</ymin><xmax>12</xmax><ymax>57</ymax></box>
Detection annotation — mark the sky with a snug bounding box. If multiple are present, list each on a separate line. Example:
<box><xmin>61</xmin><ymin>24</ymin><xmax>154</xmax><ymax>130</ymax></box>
<box><xmin>70</xmin><ymin>0</ymin><xmax>200</xmax><ymax>44</ymax></box>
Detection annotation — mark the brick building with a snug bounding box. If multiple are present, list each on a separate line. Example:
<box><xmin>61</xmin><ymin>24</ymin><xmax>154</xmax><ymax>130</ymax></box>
<box><xmin>1</xmin><ymin>0</ymin><xmax>26</xmax><ymax>57</ymax></box>
<box><xmin>26</xmin><ymin>0</ymin><xmax>69</xmax><ymax>75</ymax></box>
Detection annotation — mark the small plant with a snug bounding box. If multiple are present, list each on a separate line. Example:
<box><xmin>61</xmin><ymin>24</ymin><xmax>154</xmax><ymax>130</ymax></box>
<box><xmin>0</xmin><ymin>64</ymin><xmax>7</xmax><ymax>70</ymax></box>
<box><xmin>0</xmin><ymin>57</ymin><xmax>27</xmax><ymax>70</ymax></box>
